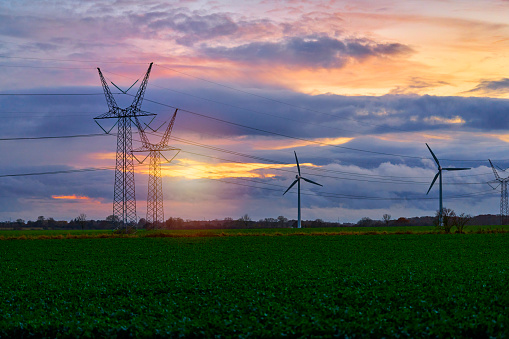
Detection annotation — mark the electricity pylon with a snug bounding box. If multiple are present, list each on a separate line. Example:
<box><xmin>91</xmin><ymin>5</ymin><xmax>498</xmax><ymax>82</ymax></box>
<box><xmin>94</xmin><ymin>63</ymin><xmax>155</xmax><ymax>231</ymax></box>
<box><xmin>488</xmin><ymin>159</ymin><xmax>509</xmax><ymax>225</ymax></box>
<box><xmin>133</xmin><ymin>109</ymin><xmax>180</xmax><ymax>228</ymax></box>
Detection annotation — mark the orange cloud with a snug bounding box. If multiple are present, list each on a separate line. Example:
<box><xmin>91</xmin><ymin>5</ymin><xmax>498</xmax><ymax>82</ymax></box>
<box><xmin>52</xmin><ymin>195</ymin><xmax>90</xmax><ymax>200</ymax></box>
<box><xmin>423</xmin><ymin>116</ymin><xmax>465</xmax><ymax>124</ymax></box>
<box><xmin>90</xmin><ymin>152</ymin><xmax>116</xmax><ymax>160</ymax></box>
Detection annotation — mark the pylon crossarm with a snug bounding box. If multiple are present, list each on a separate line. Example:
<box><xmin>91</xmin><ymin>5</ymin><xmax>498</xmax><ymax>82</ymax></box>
<box><xmin>143</xmin><ymin>116</ymin><xmax>158</xmax><ymax>132</ymax></box>
<box><xmin>132</xmin><ymin>152</ymin><xmax>150</xmax><ymax>164</ymax></box>
<box><xmin>110</xmin><ymin>81</ymin><xmax>127</xmax><ymax>94</ymax></box>
<box><xmin>130</xmin><ymin>62</ymin><xmax>153</xmax><ymax>112</ymax></box>
<box><xmin>97</xmin><ymin>68</ymin><xmax>118</xmax><ymax>111</ymax></box>
<box><xmin>132</xmin><ymin>109</ymin><xmax>156</xmax><ymax>118</ymax></box>
<box><xmin>94</xmin><ymin>119</ymin><xmax>118</xmax><ymax>134</ymax></box>
<box><xmin>160</xmin><ymin>149</ymin><xmax>180</xmax><ymax>164</ymax></box>
<box><xmin>125</xmin><ymin>79</ymin><xmax>140</xmax><ymax>93</ymax></box>
<box><xmin>488</xmin><ymin>180</ymin><xmax>501</xmax><ymax>190</ymax></box>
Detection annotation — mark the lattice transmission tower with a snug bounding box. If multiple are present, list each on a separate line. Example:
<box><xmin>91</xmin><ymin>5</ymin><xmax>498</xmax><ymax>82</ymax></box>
<box><xmin>488</xmin><ymin>159</ymin><xmax>509</xmax><ymax>225</ymax></box>
<box><xmin>133</xmin><ymin>109</ymin><xmax>180</xmax><ymax>228</ymax></box>
<box><xmin>94</xmin><ymin>63</ymin><xmax>155</xmax><ymax>231</ymax></box>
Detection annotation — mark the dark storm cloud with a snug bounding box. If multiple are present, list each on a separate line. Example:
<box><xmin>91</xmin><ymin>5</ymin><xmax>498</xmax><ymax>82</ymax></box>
<box><xmin>144</xmin><ymin>79</ymin><xmax>509</xmax><ymax>140</ymax></box>
<box><xmin>465</xmin><ymin>78</ymin><xmax>509</xmax><ymax>95</ymax></box>
<box><xmin>200</xmin><ymin>35</ymin><xmax>412</xmax><ymax>69</ymax></box>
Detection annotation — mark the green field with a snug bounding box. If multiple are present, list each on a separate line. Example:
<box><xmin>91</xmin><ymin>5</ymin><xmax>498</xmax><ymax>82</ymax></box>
<box><xmin>1</xmin><ymin>224</ymin><xmax>509</xmax><ymax>239</ymax></box>
<box><xmin>1</xmin><ymin>233</ymin><xmax>508</xmax><ymax>337</ymax></box>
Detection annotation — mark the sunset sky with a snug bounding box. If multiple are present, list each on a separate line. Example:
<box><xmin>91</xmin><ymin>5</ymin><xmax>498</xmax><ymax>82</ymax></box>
<box><xmin>1</xmin><ymin>0</ymin><xmax>509</xmax><ymax>223</ymax></box>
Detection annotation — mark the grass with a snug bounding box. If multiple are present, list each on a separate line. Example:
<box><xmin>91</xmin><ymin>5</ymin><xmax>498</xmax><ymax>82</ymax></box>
<box><xmin>0</xmin><ymin>234</ymin><xmax>508</xmax><ymax>337</ymax></box>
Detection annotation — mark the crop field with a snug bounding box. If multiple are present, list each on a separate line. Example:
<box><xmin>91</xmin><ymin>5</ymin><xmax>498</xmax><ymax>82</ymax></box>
<box><xmin>1</xmin><ymin>224</ymin><xmax>509</xmax><ymax>239</ymax></box>
<box><xmin>1</xmin><ymin>233</ymin><xmax>508</xmax><ymax>337</ymax></box>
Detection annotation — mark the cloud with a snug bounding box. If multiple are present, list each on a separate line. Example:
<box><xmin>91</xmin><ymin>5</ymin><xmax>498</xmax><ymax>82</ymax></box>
<box><xmin>423</xmin><ymin>116</ymin><xmax>465</xmax><ymax>125</ymax></box>
<box><xmin>465</xmin><ymin>78</ymin><xmax>509</xmax><ymax>96</ymax></box>
<box><xmin>200</xmin><ymin>35</ymin><xmax>412</xmax><ymax>69</ymax></box>
<box><xmin>389</xmin><ymin>77</ymin><xmax>451</xmax><ymax>95</ymax></box>
<box><xmin>140</xmin><ymin>11</ymin><xmax>239</xmax><ymax>45</ymax></box>
<box><xmin>51</xmin><ymin>194</ymin><xmax>92</xmax><ymax>200</ymax></box>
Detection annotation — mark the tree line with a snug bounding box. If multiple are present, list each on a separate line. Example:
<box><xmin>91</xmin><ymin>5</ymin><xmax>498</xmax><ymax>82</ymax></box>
<box><xmin>0</xmin><ymin>212</ymin><xmax>504</xmax><ymax>230</ymax></box>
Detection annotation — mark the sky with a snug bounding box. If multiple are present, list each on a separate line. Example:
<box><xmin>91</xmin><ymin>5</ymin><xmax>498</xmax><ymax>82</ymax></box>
<box><xmin>1</xmin><ymin>0</ymin><xmax>509</xmax><ymax>223</ymax></box>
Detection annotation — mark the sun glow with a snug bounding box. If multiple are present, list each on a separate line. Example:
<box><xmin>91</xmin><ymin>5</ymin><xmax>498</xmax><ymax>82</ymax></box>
<box><xmin>159</xmin><ymin>158</ymin><xmax>318</xmax><ymax>180</ymax></box>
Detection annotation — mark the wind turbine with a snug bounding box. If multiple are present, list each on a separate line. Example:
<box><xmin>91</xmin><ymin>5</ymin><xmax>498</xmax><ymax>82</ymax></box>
<box><xmin>426</xmin><ymin>143</ymin><xmax>470</xmax><ymax>226</ymax></box>
<box><xmin>283</xmin><ymin>151</ymin><xmax>323</xmax><ymax>228</ymax></box>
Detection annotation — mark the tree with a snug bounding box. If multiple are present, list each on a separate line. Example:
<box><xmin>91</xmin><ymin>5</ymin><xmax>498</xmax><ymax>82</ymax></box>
<box><xmin>138</xmin><ymin>218</ymin><xmax>147</xmax><ymax>229</ymax></box>
<box><xmin>277</xmin><ymin>216</ymin><xmax>288</xmax><ymax>227</ymax></box>
<box><xmin>357</xmin><ymin>217</ymin><xmax>373</xmax><ymax>227</ymax></box>
<box><xmin>75</xmin><ymin>213</ymin><xmax>87</xmax><ymax>230</ymax></box>
<box><xmin>47</xmin><ymin>217</ymin><xmax>56</xmax><ymax>228</ymax></box>
<box><xmin>394</xmin><ymin>217</ymin><xmax>410</xmax><ymax>226</ymax></box>
<box><xmin>383</xmin><ymin>214</ymin><xmax>392</xmax><ymax>226</ymax></box>
<box><xmin>433</xmin><ymin>208</ymin><xmax>455</xmax><ymax>233</ymax></box>
<box><xmin>165</xmin><ymin>217</ymin><xmax>184</xmax><ymax>229</ymax></box>
<box><xmin>106</xmin><ymin>214</ymin><xmax>120</xmax><ymax>224</ymax></box>
<box><xmin>312</xmin><ymin>219</ymin><xmax>325</xmax><ymax>227</ymax></box>
<box><xmin>238</xmin><ymin>214</ymin><xmax>251</xmax><ymax>228</ymax></box>
<box><xmin>452</xmin><ymin>213</ymin><xmax>471</xmax><ymax>234</ymax></box>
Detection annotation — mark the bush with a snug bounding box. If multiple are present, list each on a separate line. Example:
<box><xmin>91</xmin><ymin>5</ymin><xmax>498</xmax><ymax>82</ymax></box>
<box><xmin>433</xmin><ymin>208</ymin><xmax>471</xmax><ymax>234</ymax></box>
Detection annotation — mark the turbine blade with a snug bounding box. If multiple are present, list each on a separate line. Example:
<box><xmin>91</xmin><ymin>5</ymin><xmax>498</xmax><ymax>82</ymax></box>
<box><xmin>302</xmin><ymin>177</ymin><xmax>323</xmax><ymax>187</ymax></box>
<box><xmin>426</xmin><ymin>143</ymin><xmax>440</xmax><ymax>167</ymax></box>
<box><xmin>427</xmin><ymin>172</ymin><xmax>440</xmax><ymax>195</ymax></box>
<box><xmin>283</xmin><ymin>179</ymin><xmax>299</xmax><ymax>195</ymax></box>
<box><xmin>294</xmin><ymin>151</ymin><xmax>301</xmax><ymax>176</ymax></box>
<box><xmin>443</xmin><ymin>168</ymin><xmax>470</xmax><ymax>171</ymax></box>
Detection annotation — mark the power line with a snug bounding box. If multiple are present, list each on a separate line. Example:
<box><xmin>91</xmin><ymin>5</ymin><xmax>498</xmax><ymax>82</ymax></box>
<box><xmin>0</xmin><ymin>133</ymin><xmax>110</xmax><ymax>141</ymax></box>
<box><xmin>0</xmin><ymin>93</ymin><xmax>110</xmax><ymax>96</ymax></box>
<box><xmin>155</xmin><ymin>63</ymin><xmax>411</xmax><ymax>133</ymax></box>
<box><xmin>103</xmin><ymin>70</ymin><xmax>357</xmax><ymax>137</ymax></box>
<box><xmin>0</xmin><ymin>145</ymin><xmax>493</xmax><ymax>201</ymax></box>
<box><xmin>138</xmin><ymin>97</ymin><xmax>500</xmax><ymax>164</ymax></box>
<box><xmin>0</xmin><ymin>55</ymin><xmax>149</xmax><ymax>65</ymax></box>
<box><xmin>1</xmin><ymin>59</ymin><xmax>503</xmax><ymax>164</ymax></box>
<box><xmin>0</xmin><ymin>64</ymin><xmax>93</xmax><ymax>70</ymax></box>
<box><xmin>156</xmin><ymin>135</ymin><xmax>486</xmax><ymax>185</ymax></box>
<box><xmin>0</xmin><ymin>167</ymin><xmax>114</xmax><ymax>178</ymax></box>
<box><xmin>165</xmin><ymin>163</ymin><xmax>496</xmax><ymax>201</ymax></box>
<box><xmin>154</xmin><ymin>123</ymin><xmax>496</xmax><ymax>179</ymax></box>
<box><xmin>135</xmin><ymin>95</ymin><xmax>430</xmax><ymax>160</ymax></box>
<box><xmin>0</xmin><ymin>127</ymin><xmax>493</xmax><ymax>181</ymax></box>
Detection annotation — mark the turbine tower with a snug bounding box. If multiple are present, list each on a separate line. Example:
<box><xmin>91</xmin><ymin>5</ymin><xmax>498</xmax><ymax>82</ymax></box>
<box><xmin>487</xmin><ymin>159</ymin><xmax>509</xmax><ymax>225</ymax></box>
<box><xmin>426</xmin><ymin>143</ymin><xmax>470</xmax><ymax>226</ymax></box>
<box><xmin>133</xmin><ymin>109</ymin><xmax>180</xmax><ymax>228</ymax></box>
<box><xmin>283</xmin><ymin>151</ymin><xmax>323</xmax><ymax>228</ymax></box>
<box><xmin>94</xmin><ymin>63</ymin><xmax>155</xmax><ymax>231</ymax></box>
